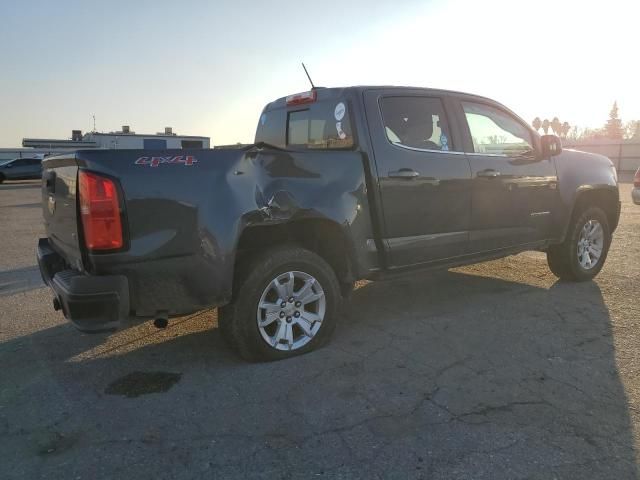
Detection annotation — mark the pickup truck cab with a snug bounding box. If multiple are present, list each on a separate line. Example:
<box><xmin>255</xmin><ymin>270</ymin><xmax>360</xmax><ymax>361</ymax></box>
<box><xmin>38</xmin><ymin>86</ymin><xmax>620</xmax><ymax>361</ymax></box>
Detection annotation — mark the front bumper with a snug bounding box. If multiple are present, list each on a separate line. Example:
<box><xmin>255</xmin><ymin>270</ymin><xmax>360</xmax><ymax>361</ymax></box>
<box><xmin>37</xmin><ymin>238</ymin><xmax>129</xmax><ymax>332</ymax></box>
<box><xmin>633</xmin><ymin>187</ymin><xmax>640</xmax><ymax>205</ymax></box>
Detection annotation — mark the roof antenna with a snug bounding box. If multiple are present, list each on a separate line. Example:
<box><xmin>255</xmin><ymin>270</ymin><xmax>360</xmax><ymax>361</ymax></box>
<box><xmin>301</xmin><ymin>62</ymin><xmax>316</xmax><ymax>90</ymax></box>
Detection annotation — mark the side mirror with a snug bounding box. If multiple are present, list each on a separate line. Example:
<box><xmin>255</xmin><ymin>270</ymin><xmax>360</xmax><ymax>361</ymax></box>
<box><xmin>541</xmin><ymin>134</ymin><xmax>562</xmax><ymax>157</ymax></box>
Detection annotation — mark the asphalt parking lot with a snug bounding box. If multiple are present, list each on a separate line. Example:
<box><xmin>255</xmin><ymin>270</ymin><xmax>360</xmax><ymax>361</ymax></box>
<box><xmin>1</xmin><ymin>179</ymin><xmax>639</xmax><ymax>479</ymax></box>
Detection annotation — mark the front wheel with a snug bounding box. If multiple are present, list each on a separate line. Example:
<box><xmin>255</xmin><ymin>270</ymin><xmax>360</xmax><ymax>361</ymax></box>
<box><xmin>547</xmin><ymin>206</ymin><xmax>611</xmax><ymax>282</ymax></box>
<box><xmin>219</xmin><ymin>246</ymin><xmax>341</xmax><ymax>362</ymax></box>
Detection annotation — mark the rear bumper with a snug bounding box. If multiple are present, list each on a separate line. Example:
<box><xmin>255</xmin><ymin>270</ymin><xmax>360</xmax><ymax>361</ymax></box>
<box><xmin>37</xmin><ymin>238</ymin><xmax>129</xmax><ymax>332</ymax></box>
<box><xmin>633</xmin><ymin>187</ymin><xmax>640</xmax><ymax>205</ymax></box>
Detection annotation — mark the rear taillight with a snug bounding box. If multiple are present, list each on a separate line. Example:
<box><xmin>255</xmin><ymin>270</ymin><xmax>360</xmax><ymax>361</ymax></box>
<box><xmin>634</xmin><ymin>168</ymin><xmax>640</xmax><ymax>188</ymax></box>
<box><xmin>78</xmin><ymin>170</ymin><xmax>123</xmax><ymax>251</ymax></box>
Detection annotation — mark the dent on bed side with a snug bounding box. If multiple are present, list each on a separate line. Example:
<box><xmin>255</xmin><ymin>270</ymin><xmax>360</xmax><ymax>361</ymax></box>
<box><xmin>227</xmin><ymin>153</ymin><xmax>371</xmax><ymax>278</ymax></box>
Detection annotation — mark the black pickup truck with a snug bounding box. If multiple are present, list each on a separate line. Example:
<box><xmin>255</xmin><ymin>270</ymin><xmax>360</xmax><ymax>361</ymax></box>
<box><xmin>38</xmin><ymin>86</ymin><xmax>620</xmax><ymax>361</ymax></box>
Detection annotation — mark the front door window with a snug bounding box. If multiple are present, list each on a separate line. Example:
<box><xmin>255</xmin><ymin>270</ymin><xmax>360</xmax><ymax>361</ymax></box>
<box><xmin>462</xmin><ymin>102</ymin><xmax>533</xmax><ymax>156</ymax></box>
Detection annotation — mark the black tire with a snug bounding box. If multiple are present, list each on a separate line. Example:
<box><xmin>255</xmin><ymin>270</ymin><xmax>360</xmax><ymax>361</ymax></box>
<box><xmin>547</xmin><ymin>206</ymin><xmax>611</xmax><ymax>282</ymax></box>
<box><xmin>0</xmin><ymin>174</ymin><xmax>4</xmax><ymax>184</ymax></box>
<box><xmin>217</xmin><ymin>307</ymin><xmax>236</xmax><ymax>350</ymax></box>
<box><xmin>219</xmin><ymin>246</ymin><xmax>341</xmax><ymax>362</ymax></box>
<box><xmin>340</xmin><ymin>281</ymin><xmax>355</xmax><ymax>299</ymax></box>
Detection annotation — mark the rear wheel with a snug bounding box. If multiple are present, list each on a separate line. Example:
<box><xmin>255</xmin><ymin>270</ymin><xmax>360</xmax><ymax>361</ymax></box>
<box><xmin>547</xmin><ymin>206</ymin><xmax>611</xmax><ymax>282</ymax></box>
<box><xmin>0</xmin><ymin>174</ymin><xmax>4</xmax><ymax>184</ymax></box>
<box><xmin>219</xmin><ymin>246</ymin><xmax>341</xmax><ymax>362</ymax></box>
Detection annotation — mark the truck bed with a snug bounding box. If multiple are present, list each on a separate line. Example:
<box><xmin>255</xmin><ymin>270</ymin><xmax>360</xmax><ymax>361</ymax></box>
<box><xmin>41</xmin><ymin>147</ymin><xmax>374</xmax><ymax>321</ymax></box>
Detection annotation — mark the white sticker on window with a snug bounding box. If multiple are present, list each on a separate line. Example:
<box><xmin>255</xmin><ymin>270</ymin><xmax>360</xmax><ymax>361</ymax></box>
<box><xmin>260</xmin><ymin>113</ymin><xmax>267</xmax><ymax>125</ymax></box>
<box><xmin>440</xmin><ymin>133</ymin><xmax>449</xmax><ymax>151</ymax></box>
<box><xmin>334</xmin><ymin>102</ymin><xmax>346</xmax><ymax>121</ymax></box>
<box><xmin>336</xmin><ymin>122</ymin><xmax>347</xmax><ymax>140</ymax></box>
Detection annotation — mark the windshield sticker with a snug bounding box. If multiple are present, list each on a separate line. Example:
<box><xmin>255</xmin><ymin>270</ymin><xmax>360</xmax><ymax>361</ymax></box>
<box><xmin>260</xmin><ymin>113</ymin><xmax>267</xmax><ymax>125</ymax></box>
<box><xmin>336</xmin><ymin>122</ymin><xmax>347</xmax><ymax>140</ymax></box>
<box><xmin>135</xmin><ymin>155</ymin><xmax>198</xmax><ymax>168</ymax></box>
<box><xmin>334</xmin><ymin>102</ymin><xmax>346</xmax><ymax>121</ymax></box>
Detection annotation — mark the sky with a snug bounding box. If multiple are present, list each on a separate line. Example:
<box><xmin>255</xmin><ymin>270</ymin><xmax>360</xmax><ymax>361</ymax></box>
<box><xmin>1</xmin><ymin>0</ymin><xmax>638</xmax><ymax>147</ymax></box>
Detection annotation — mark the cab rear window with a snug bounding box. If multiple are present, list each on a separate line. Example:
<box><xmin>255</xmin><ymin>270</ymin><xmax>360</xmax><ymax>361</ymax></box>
<box><xmin>286</xmin><ymin>101</ymin><xmax>354</xmax><ymax>149</ymax></box>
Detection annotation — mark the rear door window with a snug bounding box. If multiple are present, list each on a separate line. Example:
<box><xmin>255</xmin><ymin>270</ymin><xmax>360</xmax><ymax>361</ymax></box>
<box><xmin>380</xmin><ymin>97</ymin><xmax>452</xmax><ymax>152</ymax></box>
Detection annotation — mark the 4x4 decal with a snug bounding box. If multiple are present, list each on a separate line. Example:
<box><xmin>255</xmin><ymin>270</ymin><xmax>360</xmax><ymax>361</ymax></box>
<box><xmin>135</xmin><ymin>155</ymin><xmax>197</xmax><ymax>168</ymax></box>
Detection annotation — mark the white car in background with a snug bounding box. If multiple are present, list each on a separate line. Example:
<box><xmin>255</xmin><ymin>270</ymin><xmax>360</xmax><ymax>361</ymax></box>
<box><xmin>633</xmin><ymin>168</ymin><xmax>640</xmax><ymax>205</ymax></box>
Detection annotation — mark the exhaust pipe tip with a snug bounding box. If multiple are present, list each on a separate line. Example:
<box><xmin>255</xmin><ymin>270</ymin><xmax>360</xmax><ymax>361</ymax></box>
<box><xmin>52</xmin><ymin>297</ymin><xmax>61</xmax><ymax>311</ymax></box>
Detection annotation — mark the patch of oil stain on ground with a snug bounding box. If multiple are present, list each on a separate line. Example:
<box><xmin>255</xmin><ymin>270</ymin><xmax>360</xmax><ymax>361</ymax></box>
<box><xmin>105</xmin><ymin>371</ymin><xmax>182</xmax><ymax>398</ymax></box>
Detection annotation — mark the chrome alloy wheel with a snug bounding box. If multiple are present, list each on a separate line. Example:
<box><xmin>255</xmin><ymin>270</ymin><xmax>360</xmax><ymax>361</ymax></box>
<box><xmin>256</xmin><ymin>271</ymin><xmax>326</xmax><ymax>351</ymax></box>
<box><xmin>577</xmin><ymin>219</ymin><xmax>604</xmax><ymax>270</ymax></box>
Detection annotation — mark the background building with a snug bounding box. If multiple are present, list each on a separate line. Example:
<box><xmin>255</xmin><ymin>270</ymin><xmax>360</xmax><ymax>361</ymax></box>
<box><xmin>0</xmin><ymin>126</ymin><xmax>210</xmax><ymax>162</ymax></box>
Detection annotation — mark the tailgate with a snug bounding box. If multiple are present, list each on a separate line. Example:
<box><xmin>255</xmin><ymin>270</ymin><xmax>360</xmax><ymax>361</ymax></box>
<box><xmin>42</xmin><ymin>155</ymin><xmax>84</xmax><ymax>270</ymax></box>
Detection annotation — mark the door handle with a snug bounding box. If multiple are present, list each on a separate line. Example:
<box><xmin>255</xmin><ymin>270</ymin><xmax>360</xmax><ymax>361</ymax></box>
<box><xmin>477</xmin><ymin>169</ymin><xmax>501</xmax><ymax>178</ymax></box>
<box><xmin>389</xmin><ymin>168</ymin><xmax>420</xmax><ymax>179</ymax></box>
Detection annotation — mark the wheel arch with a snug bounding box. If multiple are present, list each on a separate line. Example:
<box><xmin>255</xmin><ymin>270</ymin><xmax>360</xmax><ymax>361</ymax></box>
<box><xmin>553</xmin><ymin>149</ymin><xmax>619</xmax><ymax>242</ymax></box>
<box><xmin>570</xmin><ymin>186</ymin><xmax>620</xmax><ymax>234</ymax></box>
<box><xmin>233</xmin><ymin>218</ymin><xmax>356</xmax><ymax>297</ymax></box>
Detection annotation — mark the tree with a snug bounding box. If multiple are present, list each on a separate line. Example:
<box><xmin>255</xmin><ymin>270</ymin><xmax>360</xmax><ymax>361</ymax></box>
<box><xmin>566</xmin><ymin>125</ymin><xmax>583</xmax><ymax>141</ymax></box>
<box><xmin>561</xmin><ymin>121</ymin><xmax>571</xmax><ymax>138</ymax></box>
<box><xmin>551</xmin><ymin>117</ymin><xmax>562</xmax><ymax>136</ymax></box>
<box><xmin>624</xmin><ymin>120</ymin><xmax>640</xmax><ymax>140</ymax></box>
<box><xmin>582</xmin><ymin>127</ymin><xmax>605</xmax><ymax>140</ymax></box>
<box><xmin>532</xmin><ymin>117</ymin><xmax>541</xmax><ymax>132</ymax></box>
<box><xmin>604</xmin><ymin>101</ymin><xmax>624</xmax><ymax>139</ymax></box>
<box><xmin>542</xmin><ymin>119</ymin><xmax>550</xmax><ymax>134</ymax></box>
